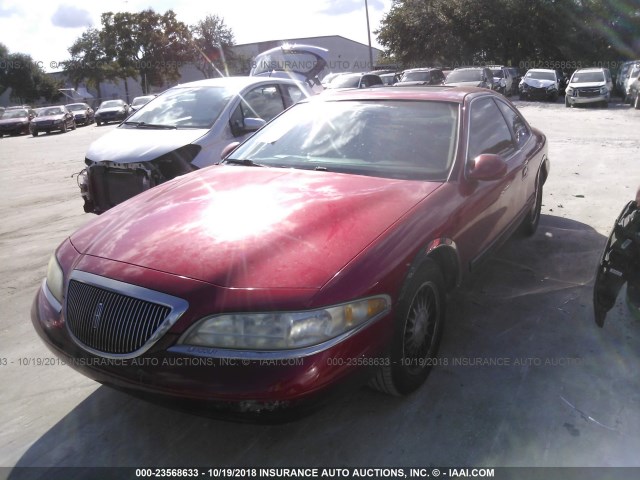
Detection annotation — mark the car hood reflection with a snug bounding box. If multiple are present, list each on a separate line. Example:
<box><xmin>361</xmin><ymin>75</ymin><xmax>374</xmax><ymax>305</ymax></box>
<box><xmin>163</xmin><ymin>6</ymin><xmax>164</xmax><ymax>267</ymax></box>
<box><xmin>70</xmin><ymin>167</ymin><xmax>441</xmax><ymax>289</ymax></box>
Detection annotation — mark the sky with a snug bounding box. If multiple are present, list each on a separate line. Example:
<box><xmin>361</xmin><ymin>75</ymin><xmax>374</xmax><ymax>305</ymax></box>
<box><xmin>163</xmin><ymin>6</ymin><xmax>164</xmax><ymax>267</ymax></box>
<box><xmin>0</xmin><ymin>0</ymin><xmax>393</xmax><ymax>72</ymax></box>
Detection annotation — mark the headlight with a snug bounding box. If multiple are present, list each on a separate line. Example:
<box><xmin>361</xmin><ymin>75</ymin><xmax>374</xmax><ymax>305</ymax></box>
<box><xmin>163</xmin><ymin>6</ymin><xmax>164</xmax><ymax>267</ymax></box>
<box><xmin>179</xmin><ymin>296</ymin><xmax>391</xmax><ymax>350</ymax></box>
<box><xmin>600</xmin><ymin>86</ymin><xmax>608</xmax><ymax>95</ymax></box>
<box><xmin>566</xmin><ymin>87</ymin><xmax>574</xmax><ymax>96</ymax></box>
<box><xmin>546</xmin><ymin>85</ymin><xmax>555</xmax><ymax>91</ymax></box>
<box><xmin>46</xmin><ymin>254</ymin><xmax>64</xmax><ymax>305</ymax></box>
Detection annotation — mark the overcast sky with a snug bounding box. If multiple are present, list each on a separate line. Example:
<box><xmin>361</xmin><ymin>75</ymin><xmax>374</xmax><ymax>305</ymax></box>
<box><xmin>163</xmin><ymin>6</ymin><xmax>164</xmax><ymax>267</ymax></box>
<box><xmin>0</xmin><ymin>0</ymin><xmax>392</xmax><ymax>72</ymax></box>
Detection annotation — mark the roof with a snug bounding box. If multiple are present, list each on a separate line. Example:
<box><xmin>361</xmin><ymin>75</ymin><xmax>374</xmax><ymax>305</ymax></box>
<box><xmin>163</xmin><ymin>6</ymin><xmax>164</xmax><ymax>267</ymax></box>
<box><xmin>312</xmin><ymin>86</ymin><xmax>494</xmax><ymax>103</ymax></box>
<box><xmin>171</xmin><ymin>76</ymin><xmax>300</xmax><ymax>91</ymax></box>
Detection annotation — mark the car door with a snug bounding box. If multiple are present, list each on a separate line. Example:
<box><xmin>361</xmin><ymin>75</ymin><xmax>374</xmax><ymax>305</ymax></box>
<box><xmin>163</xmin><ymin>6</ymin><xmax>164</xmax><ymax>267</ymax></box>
<box><xmin>455</xmin><ymin>96</ymin><xmax>522</xmax><ymax>267</ymax></box>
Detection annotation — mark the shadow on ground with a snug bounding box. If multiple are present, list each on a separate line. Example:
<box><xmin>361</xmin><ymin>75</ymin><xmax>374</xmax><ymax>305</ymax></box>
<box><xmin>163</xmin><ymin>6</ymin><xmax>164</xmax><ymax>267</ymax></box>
<box><xmin>8</xmin><ymin>215</ymin><xmax>640</xmax><ymax>476</ymax></box>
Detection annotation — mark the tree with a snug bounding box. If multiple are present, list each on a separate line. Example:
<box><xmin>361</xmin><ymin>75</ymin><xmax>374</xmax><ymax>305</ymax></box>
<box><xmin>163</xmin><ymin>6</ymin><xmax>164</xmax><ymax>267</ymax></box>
<box><xmin>2</xmin><ymin>51</ymin><xmax>62</xmax><ymax>103</ymax></box>
<box><xmin>191</xmin><ymin>14</ymin><xmax>236</xmax><ymax>78</ymax></box>
<box><xmin>100</xmin><ymin>9</ymin><xmax>193</xmax><ymax>97</ymax></box>
<box><xmin>0</xmin><ymin>43</ymin><xmax>9</xmax><ymax>95</ymax></box>
<box><xmin>64</xmin><ymin>28</ymin><xmax>112</xmax><ymax>101</ymax></box>
<box><xmin>376</xmin><ymin>0</ymin><xmax>639</xmax><ymax>68</ymax></box>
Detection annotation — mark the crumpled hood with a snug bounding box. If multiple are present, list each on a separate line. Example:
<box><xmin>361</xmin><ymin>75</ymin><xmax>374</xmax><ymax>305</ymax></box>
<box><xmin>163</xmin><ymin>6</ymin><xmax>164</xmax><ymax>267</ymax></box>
<box><xmin>85</xmin><ymin>127</ymin><xmax>208</xmax><ymax>163</ymax></box>
<box><xmin>522</xmin><ymin>78</ymin><xmax>555</xmax><ymax>89</ymax></box>
<box><xmin>70</xmin><ymin>167</ymin><xmax>441</xmax><ymax>289</ymax></box>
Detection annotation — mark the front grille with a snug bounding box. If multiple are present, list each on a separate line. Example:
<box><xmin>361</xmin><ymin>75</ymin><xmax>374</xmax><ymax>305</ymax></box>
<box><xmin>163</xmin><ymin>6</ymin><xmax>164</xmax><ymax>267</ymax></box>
<box><xmin>87</xmin><ymin>164</ymin><xmax>151</xmax><ymax>212</ymax></box>
<box><xmin>66</xmin><ymin>279</ymin><xmax>171</xmax><ymax>355</ymax></box>
<box><xmin>577</xmin><ymin>87</ymin><xmax>600</xmax><ymax>97</ymax></box>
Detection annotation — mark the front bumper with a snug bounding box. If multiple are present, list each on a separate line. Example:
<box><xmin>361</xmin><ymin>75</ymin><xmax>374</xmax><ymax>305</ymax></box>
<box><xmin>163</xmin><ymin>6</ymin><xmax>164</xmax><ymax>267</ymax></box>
<box><xmin>520</xmin><ymin>85</ymin><xmax>556</xmax><ymax>100</ymax></box>
<box><xmin>566</xmin><ymin>92</ymin><xmax>608</xmax><ymax>105</ymax></box>
<box><xmin>30</xmin><ymin>254</ymin><xmax>393</xmax><ymax>416</ymax></box>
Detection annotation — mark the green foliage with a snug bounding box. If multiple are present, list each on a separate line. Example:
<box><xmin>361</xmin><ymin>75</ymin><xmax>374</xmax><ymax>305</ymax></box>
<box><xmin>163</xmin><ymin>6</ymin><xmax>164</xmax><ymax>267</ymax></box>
<box><xmin>376</xmin><ymin>0</ymin><xmax>640</xmax><ymax>68</ymax></box>
<box><xmin>100</xmin><ymin>10</ymin><xmax>193</xmax><ymax>92</ymax></box>
<box><xmin>191</xmin><ymin>14</ymin><xmax>236</xmax><ymax>78</ymax></box>
<box><xmin>0</xmin><ymin>49</ymin><xmax>62</xmax><ymax>103</ymax></box>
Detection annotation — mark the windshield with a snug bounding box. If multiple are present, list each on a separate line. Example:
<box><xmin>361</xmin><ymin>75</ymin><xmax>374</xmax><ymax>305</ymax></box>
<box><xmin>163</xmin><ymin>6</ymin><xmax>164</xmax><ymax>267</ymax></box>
<box><xmin>328</xmin><ymin>75</ymin><xmax>362</xmax><ymax>89</ymax></box>
<box><xmin>125</xmin><ymin>86</ymin><xmax>233</xmax><ymax>129</ymax></box>
<box><xmin>100</xmin><ymin>100</ymin><xmax>124</xmax><ymax>108</ymax></box>
<box><xmin>571</xmin><ymin>71</ymin><xmax>605</xmax><ymax>83</ymax></box>
<box><xmin>446</xmin><ymin>70</ymin><xmax>482</xmax><ymax>82</ymax></box>
<box><xmin>2</xmin><ymin>109</ymin><xmax>28</xmax><ymax>119</ymax></box>
<box><xmin>526</xmin><ymin>71</ymin><xmax>556</xmax><ymax>81</ymax></box>
<box><xmin>227</xmin><ymin>100</ymin><xmax>459</xmax><ymax>182</ymax></box>
<box><xmin>43</xmin><ymin>107</ymin><xmax>64</xmax><ymax>116</ymax></box>
<box><xmin>402</xmin><ymin>71</ymin><xmax>431</xmax><ymax>82</ymax></box>
<box><xmin>132</xmin><ymin>96</ymin><xmax>154</xmax><ymax>107</ymax></box>
<box><xmin>66</xmin><ymin>104</ymin><xmax>86</xmax><ymax>111</ymax></box>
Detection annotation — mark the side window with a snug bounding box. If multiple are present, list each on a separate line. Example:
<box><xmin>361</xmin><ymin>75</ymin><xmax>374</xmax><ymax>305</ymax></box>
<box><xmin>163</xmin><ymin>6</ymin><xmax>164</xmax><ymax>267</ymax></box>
<box><xmin>282</xmin><ymin>85</ymin><xmax>305</xmax><ymax>107</ymax></box>
<box><xmin>229</xmin><ymin>85</ymin><xmax>286</xmax><ymax>137</ymax></box>
<box><xmin>495</xmin><ymin>100</ymin><xmax>531</xmax><ymax>150</ymax></box>
<box><xmin>467</xmin><ymin>97</ymin><xmax>516</xmax><ymax>161</ymax></box>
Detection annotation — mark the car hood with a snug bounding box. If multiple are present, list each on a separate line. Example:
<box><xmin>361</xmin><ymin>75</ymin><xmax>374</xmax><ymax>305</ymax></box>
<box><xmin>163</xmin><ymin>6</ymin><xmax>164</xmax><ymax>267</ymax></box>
<box><xmin>86</xmin><ymin>127</ymin><xmax>208</xmax><ymax>163</ymax></box>
<box><xmin>568</xmin><ymin>82</ymin><xmax>604</xmax><ymax>88</ymax></box>
<box><xmin>97</xmin><ymin>107</ymin><xmax>125</xmax><ymax>114</ymax></box>
<box><xmin>445</xmin><ymin>81</ymin><xmax>483</xmax><ymax>87</ymax></box>
<box><xmin>33</xmin><ymin>114</ymin><xmax>64</xmax><ymax>122</ymax></box>
<box><xmin>70</xmin><ymin>167</ymin><xmax>441</xmax><ymax>289</ymax></box>
<box><xmin>522</xmin><ymin>78</ymin><xmax>555</xmax><ymax>88</ymax></box>
<box><xmin>0</xmin><ymin>117</ymin><xmax>27</xmax><ymax>124</ymax></box>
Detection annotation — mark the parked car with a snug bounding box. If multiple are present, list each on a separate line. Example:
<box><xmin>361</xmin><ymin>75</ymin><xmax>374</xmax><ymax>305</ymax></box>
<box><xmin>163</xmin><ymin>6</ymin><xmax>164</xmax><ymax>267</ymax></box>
<box><xmin>78</xmin><ymin>77</ymin><xmax>312</xmax><ymax>214</ymax></box>
<box><xmin>519</xmin><ymin>69</ymin><xmax>560</xmax><ymax>101</ymax></box>
<box><xmin>0</xmin><ymin>107</ymin><xmax>36</xmax><ymax>137</ymax></box>
<box><xmin>616</xmin><ymin>60</ymin><xmax>639</xmax><ymax>97</ymax></box>
<box><xmin>487</xmin><ymin>65</ymin><xmax>515</xmax><ymax>95</ymax></box>
<box><xmin>30</xmin><ymin>106</ymin><xmax>76</xmax><ymax>136</ymax></box>
<box><xmin>623</xmin><ymin>63</ymin><xmax>640</xmax><ymax>104</ymax></box>
<box><xmin>395</xmin><ymin>68</ymin><xmax>445</xmax><ymax>86</ymax></box>
<box><xmin>378</xmin><ymin>72</ymin><xmax>401</xmax><ymax>85</ymax></box>
<box><xmin>130</xmin><ymin>95</ymin><xmax>156</xmax><ymax>112</ymax></box>
<box><xmin>565</xmin><ymin>67</ymin><xmax>613</xmax><ymax>108</ymax></box>
<box><xmin>324</xmin><ymin>72</ymin><xmax>384</xmax><ymax>90</ymax></box>
<box><xmin>321</xmin><ymin>72</ymin><xmax>350</xmax><ymax>88</ymax></box>
<box><xmin>65</xmin><ymin>103</ymin><xmax>95</xmax><ymax>126</ymax></box>
<box><xmin>32</xmin><ymin>87</ymin><xmax>549</xmax><ymax>418</ymax></box>
<box><xmin>627</xmin><ymin>72</ymin><xmax>640</xmax><ymax>109</ymax></box>
<box><xmin>594</xmin><ymin>185</ymin><xmax>640</xmax><ymax>327</ymax></box>
<box><xmin>250</xmin><ymin>44</ymin><xmax>328</xmax><ymax>94</ymax></box>
<box><xmin>444</xmin><ymin>67</ymin><xmax>494</xmax><ymax>89</ymax></box>
<box><xmin>94</xmin><ymin>99</ymin><xmax>130</xmax><ymax>126</ymax></box>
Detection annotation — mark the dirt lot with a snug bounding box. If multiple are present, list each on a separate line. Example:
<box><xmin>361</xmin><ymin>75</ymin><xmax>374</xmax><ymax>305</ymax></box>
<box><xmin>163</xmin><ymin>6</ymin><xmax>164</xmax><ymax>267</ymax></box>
<box><xmin>0</xmin><ymin>99</ymin><xmax>639</xmax><ymax>474</ymax></box>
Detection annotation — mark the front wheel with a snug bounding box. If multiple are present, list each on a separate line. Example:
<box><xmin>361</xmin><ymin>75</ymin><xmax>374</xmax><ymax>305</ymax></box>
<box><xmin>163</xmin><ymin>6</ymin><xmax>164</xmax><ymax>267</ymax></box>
<box><xmin>521</xmin><ymin>175</ymin><xmax>543</xmax><ymax>236</ymax></box>
<box><xmin>71</xmin><ymin>120</ymin><xmax>77</xmax><ymax>130</ymax></box>
<box><xmin>370</xmin><ymin>260</ymin><xmax>446</xmax><ymax>396</ymax></box>
<box><xmin>32</xmin><ymin>131</ymin><xmax>38</xmax><ymax>137</ymax></box>
<box><xmin>635</xmin><ymin>94</ymin><xmax>640</xmax><ymax>110</ymax></box>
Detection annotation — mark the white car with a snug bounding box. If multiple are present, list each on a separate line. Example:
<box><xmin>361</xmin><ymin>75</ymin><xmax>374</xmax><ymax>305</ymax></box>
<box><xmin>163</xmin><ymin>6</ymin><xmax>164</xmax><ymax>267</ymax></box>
<box><xmin>623</xmin><ymin>63</ymin><xmax>640</xmax><ymax>104</ymax></box>
<box><xmin>79</xmin><ymin>77</ymin><xmax>312</xmax><ymax>214</ymax></box>
<box><xmin>565</xmin><ymin>67</ymin><xmax>613</xmax><ymax>108</ymax></box>
<box><xmin>519</xmin><ymin>69</ymin><xmax>560</xmax><ymax>101</ymax></box>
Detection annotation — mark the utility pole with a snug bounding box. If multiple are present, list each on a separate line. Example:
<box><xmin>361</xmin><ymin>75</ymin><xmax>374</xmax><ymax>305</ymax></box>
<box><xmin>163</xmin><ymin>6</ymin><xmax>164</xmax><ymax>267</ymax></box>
<box><xmin>365</xmin><ymin>0</ymin><xmax>374</xmax><ymax>70</ymax></box>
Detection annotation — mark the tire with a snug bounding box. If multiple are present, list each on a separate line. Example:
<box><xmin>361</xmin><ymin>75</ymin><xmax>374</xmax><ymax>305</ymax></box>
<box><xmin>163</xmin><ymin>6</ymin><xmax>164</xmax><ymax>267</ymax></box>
<box><xmin>61</xmin><ymin>122</ymin><xmax>68</xmax><ymax>133</ymax></box>
<box><xmin>521</xmin><ymin>174</ymin><xmax>543</xmax><ymax>236</ymax></box>
<box><xmin>71</xmin><ymin>120</ymin><xmax>77</xmax><ymax>130</ymax></box>
<box><xmin>96</xmin><ymin>121</ymin><xmax>102</xmax><ymax>126</ymax></box>
<box><xmin>519</xmin><ymin>94</ymin><xmax>526</xmax><ymax>100</ymax></box>
<box><xmin>565</xmin><ymin>97</ymin><xmax>571</xmax><ymax>108</ymax></box>
<box><xmin>32</xmin><ymin>131</ymin><xmax>38</xmax><ymax>137</ymax></box>
<box><xmin>635</xmin><ymin>95</ymin><xmax>640</xmax><ymax>110</ymax></box>
<box><xmin>370</xmin><ymin>260</ymin><xmax>446</xmax><ymax>396</ymax></box>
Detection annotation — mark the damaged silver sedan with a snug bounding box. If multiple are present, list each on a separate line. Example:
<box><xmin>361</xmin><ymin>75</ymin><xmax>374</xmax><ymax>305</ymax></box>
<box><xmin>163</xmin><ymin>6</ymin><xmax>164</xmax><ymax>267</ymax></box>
<box><xmin>78</xmin><ymin>77</ymin><xmax>311</xmax><ymax>214</ymax></box>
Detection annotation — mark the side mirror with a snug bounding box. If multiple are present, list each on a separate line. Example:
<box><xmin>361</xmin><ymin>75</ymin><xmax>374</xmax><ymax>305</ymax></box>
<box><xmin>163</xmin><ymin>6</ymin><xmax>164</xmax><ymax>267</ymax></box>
<box><xmin>220</xmin><ymin>141</ymin><xmax>241</xmax><ymax>160</ymax></box>
<box><xmin>468</xmin><ymin>154</ymin><xmax>507</xmax><ymax>181</ymax></box>
<box><xmin>243</xmin><ymin>117</ymin><xmax>266</xmax><ymax>132</ymax></box>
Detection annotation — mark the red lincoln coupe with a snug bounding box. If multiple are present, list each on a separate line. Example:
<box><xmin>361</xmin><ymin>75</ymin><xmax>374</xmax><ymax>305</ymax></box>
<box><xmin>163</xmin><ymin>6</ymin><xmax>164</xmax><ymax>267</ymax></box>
<box><xmin>31</xmin><ymin>87</ymin><xmax>548</xmax><ymax>418</ymax></box>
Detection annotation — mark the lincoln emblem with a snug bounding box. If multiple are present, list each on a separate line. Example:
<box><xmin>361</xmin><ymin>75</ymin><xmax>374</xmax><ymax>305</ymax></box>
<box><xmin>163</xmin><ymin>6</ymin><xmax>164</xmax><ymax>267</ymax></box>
<box><xmin>92</xmin><ymin>302</ymin><xmax>104</xmax><ymax>329</ymax></box>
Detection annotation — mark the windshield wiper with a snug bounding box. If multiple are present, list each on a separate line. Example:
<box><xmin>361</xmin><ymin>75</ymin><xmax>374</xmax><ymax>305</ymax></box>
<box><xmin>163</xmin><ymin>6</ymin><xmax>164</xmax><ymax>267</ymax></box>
<box><xmin>223</xmin><ymin>158</ymin><xmax>267</xmax><ymax>168</ymax></box>
<box><xmin>123</xmin><ymin>121</ymin><xmax>177</xmax><ymax>129</ymax></box>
